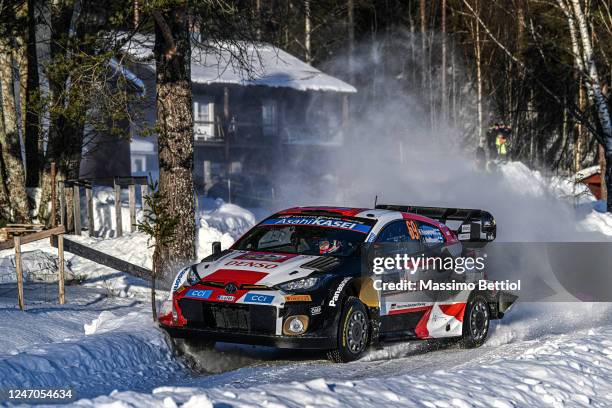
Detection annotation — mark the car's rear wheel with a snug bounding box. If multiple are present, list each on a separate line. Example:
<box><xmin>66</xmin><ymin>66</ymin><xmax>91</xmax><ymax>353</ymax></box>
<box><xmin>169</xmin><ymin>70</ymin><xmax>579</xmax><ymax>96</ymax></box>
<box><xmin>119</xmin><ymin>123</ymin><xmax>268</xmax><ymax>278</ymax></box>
<box><xmin>327</xmin><ymin>296</ymin><xmax>370</xmax><ymax>363</ymax></box>
<box><xmin>461</xmin><ymin>294</ymin><xmax>490</xmax><ymax>348</ymax></box>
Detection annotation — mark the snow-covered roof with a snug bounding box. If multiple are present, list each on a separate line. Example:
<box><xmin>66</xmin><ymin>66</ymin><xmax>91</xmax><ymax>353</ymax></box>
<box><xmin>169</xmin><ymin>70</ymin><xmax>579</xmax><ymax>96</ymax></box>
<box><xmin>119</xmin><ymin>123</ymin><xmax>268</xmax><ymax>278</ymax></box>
<box><xmin>121</xmin><ymin>35</ymin><xmax>356</xmax><ymax>93</ymax></box>
<box><xmin>575</xmin><ymin>165</ymin><xmax>601</xmax><ymax>181</ymax></box>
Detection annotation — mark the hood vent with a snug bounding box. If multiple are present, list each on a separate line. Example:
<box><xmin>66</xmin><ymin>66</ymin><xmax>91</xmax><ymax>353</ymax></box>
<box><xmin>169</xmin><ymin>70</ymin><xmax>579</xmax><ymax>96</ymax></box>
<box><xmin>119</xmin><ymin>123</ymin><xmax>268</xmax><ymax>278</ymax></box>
<box><xmin>300</xmin><ymin>257</ymin><xmax>341</xmax><ymax>272</ymax></box>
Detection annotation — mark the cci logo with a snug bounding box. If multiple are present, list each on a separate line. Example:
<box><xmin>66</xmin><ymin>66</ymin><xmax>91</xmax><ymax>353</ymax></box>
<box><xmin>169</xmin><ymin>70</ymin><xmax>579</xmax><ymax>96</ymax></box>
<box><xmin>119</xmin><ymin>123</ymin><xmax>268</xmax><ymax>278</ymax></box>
<box><xmin>185</xmin><ymin>289</ymin><xmax>212</xmax><ymax>299</ymax></box>
<box><xmin>244</xmin><ymin>293</ymin><xmax>274</xmax><ymax>304</ymax></box>
<box><xmin>224</xmin><ymin>283</ymin><xmax>238</xmax><ymax>294</ymax></box>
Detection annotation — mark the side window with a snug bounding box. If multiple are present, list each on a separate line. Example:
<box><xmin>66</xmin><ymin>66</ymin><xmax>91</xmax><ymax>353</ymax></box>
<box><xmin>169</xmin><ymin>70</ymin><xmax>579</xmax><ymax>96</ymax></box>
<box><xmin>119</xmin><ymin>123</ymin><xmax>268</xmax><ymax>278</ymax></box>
<box><xmin>417</xmin><ymin>222</ymin><xmax>446</xmax><ymax>247</ymax></box>
<box><xmin>376</xmin><ymin>221</ymin><xmax>410</xmax><ymax>243</ymax></box>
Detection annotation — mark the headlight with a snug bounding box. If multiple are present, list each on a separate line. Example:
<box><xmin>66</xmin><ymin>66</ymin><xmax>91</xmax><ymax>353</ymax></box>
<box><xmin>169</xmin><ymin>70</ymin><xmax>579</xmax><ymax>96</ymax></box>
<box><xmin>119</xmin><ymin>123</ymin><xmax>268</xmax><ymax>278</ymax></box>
<box><xmin>279</xmin><ymin>277</ymin><xmax>320</xmax><ymax>292</ymax></box>
<box><xmin>186</xmin><ymin>266</ymin><xmax>201</xmax><ymax>286</ymax></box>
<box><xmin>160</xmin><ymin>300</ymin><xmax>173</xmax><ymax>317</ymax></box>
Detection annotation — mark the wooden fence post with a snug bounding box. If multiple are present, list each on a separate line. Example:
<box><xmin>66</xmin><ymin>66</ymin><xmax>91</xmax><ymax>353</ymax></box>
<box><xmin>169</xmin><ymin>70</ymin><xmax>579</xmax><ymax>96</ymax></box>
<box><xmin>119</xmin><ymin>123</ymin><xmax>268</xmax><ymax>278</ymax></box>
<box><xmin>60</xmin><ymin>182</ymin><xmax>66</xmax><ymax>228</ymax></box>
<box><xmin>114</xmin><ymin>181</ymin><xmax>123</xmax><ymax>237</ymax></box>
<box><xmin>140</xmin><ymin>183</ymin><xmax>149</xmax><ymax>213</ymax></box>
<box><xmin>15</xmin><ymin>236</ymin><xmax>24</xmax><ymax>310</ymax></box>
<box><xmin>128</xmin><ymin>184</ymin><xmax>136</xmax><ymax>232</ymax></box>
<box><xmin>58</xmin><ymin>234</ymin><xmax>65</xmax><ymax>305</ymax></box>
<box><xmin>73</xmin><ymin>185</ymin><xmax>81</xmax><ymax>235</ymax></box>
<box><xmin>86</xmin><ymin>187</ymin><xmax>94</xmax><ymax>236</ymax></box>
<box><xmin>50</xmin><ymin>162</ymin><xmax>57</xmax><ymax>227</ymax></box>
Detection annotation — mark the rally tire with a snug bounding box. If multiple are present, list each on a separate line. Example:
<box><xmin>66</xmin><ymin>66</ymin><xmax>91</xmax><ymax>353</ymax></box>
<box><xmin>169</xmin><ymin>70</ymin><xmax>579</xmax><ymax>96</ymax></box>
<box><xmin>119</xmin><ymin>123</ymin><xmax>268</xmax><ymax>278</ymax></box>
<box><xmin>327</xmin><ymin>296</ymin><xmax>370</xmax><ymax>363</ymax></box>
<box><xmin>461</xmin><ymin>294</ymin><xmax>490</xmax><ymax>348</ymax></box>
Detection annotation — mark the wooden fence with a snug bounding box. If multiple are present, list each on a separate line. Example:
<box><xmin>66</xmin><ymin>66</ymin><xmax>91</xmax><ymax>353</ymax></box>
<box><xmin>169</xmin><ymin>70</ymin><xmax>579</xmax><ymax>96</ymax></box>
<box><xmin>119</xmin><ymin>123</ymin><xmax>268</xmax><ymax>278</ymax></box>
<box><xmin>0</xmin><ymin>173</ymin><xmax>154</xmax><ymax>311</ymax></box>
<box><xmin>0</xmin><ymin>226</ymin><xmax>66</xmax><ymax>310</ymax></box>
<box><xmin>60</xmin><ymin>176</ymin><xmax>148</xmax><ymax>237</ymax></box>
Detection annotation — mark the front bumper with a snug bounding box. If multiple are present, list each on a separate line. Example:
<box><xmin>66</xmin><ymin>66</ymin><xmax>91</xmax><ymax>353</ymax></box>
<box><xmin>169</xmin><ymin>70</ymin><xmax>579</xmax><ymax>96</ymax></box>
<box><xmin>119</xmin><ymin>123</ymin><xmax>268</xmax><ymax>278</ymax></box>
<box><xmin>162</xmin><ymin>292</ymin><xmax>340</xmax><ymax>350</ymax></box>
<box><xmin>161</xmin><ymin>325</ymin><xmax>335</xmax><ymax>349</ymax></box>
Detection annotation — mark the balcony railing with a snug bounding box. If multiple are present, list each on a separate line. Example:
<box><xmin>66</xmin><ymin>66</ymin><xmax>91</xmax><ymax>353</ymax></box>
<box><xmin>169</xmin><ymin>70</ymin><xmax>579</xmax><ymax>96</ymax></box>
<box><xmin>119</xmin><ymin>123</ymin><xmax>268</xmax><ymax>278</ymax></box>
<box><xmin>193</xmin><ymin>120</ymin><xmax>344</xmax><ymax>146</ymax></box>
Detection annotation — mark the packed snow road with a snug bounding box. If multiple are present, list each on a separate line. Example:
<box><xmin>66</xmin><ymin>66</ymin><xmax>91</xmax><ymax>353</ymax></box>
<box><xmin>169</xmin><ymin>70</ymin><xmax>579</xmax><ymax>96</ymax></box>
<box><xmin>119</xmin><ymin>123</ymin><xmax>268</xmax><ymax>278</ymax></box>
<box><xmin>1</xmin><ymin>279</ymin><xmax>611</xmax><ymax>407</ymax></box>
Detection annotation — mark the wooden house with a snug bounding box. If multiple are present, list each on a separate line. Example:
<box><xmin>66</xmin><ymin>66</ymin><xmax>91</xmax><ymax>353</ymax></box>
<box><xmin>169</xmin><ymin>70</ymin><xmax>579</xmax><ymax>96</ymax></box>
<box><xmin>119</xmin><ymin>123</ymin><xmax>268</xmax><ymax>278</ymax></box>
<box><xmin>81</xmin><ymin>37</ymin><xmax>356</xmax><ymax>205</ymax></box>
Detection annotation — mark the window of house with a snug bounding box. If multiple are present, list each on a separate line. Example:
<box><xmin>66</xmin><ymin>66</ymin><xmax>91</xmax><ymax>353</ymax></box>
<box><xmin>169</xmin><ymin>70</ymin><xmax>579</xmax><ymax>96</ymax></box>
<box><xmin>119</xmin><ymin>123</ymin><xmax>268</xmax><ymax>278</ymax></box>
<box><xmin>262</xmin><ymin>100</ymin><xmax>277</xmax><ymax>137</ymax></box>
<box><xmin>131</xmin><ymin>156</ymin><xmax>146</xmax><ymax>174</ymax></box>
<box><xmin>194</xmin><ymin>97</ymin><xmax>215</xmax><ymax>140</ymax></box>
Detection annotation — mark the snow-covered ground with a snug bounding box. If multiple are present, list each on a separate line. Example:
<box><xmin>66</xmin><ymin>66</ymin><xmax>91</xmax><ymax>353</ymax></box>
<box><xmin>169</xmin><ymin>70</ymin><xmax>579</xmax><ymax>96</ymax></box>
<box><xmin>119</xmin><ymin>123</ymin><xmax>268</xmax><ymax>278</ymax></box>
<box><xmin>1</xmin><ymin>162</ymin><xmax>611</xmax><ymax>407</ymax></box>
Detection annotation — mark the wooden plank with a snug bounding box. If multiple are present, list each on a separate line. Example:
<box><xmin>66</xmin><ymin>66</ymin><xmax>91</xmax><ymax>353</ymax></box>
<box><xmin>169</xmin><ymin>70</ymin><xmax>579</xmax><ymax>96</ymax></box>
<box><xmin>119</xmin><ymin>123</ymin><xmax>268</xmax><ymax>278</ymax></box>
<box><xmin>65</xmin><ymin>184</ymin><xmax>73</xmax><ymax>232</ymax></box>
<box><xmin>15</xmin><ymin>236</ymin><xmax>24</xmax><ymax>310</ymax></box>
<box><xmin>50</xmin><ymin>235</ymin><xmax>151</xmax><ymax>279</ymax></box>
<box><xmin>114</xmin><ymin>176</ymin><xmax>148</xmax><ymax>186</ymax></box>
<box><xmin>60</xmin><ymin>183</ymin><xmax>66</xmax><ymax>227</ymax></box>
<box><xmin>21</xmin><ymin>225</ymin><xmax>65</xmax><ymax>245</ymax></box>
<box><xmin>0</xmin><ymin>225</ymin><xmax>65</xmax><ymax>250</ymax></box>
<box><xmin>128</xmin><ymin>184</ymin><xmax>136</xmax><ymax>233</ymax></box>
<box><xmin>2</xmin><ymin>227</ymin><xmax>41</xmax><ymax>234</ymax></box>
<box><xmin>86</xmin><ymin>187</ymin><xmax>94</xmax><ymax>236</ymax></box>
<box><xmin>58</xmin><ymin>234</ymin><xmax>65</xmax><ymax>305</ymax></box>
<box><xmin>140</xmin><ymin>184</ymin><xmax>149</xmax><ymax>213</ymax></box>
<box><xmin>114</xmin><ymin>182</ymin><xmax>123</xmax><ymax>237</ymax></box>
<box><xmin>6</xmin><ymin>223</ymin><xmax>44</xmax><ymax>228</ymax></box>
<box><xmin>50</xmin><ymin>162</ymin><xmax>57</xmax><ymax>227</ymax></box>
<box><xmin>73</xmin><ymin>185</ymin><xmax>81</xmax><ymax>235</ymax></box>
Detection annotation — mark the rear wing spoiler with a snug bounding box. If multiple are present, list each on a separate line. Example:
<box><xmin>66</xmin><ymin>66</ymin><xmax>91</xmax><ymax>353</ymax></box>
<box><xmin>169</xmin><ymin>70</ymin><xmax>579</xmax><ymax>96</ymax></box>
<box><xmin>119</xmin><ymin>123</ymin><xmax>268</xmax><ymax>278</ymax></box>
<box><xmin>375</xmin><ymin>204</ymin><xmax>496</xmax><ymax>244</ymax></box>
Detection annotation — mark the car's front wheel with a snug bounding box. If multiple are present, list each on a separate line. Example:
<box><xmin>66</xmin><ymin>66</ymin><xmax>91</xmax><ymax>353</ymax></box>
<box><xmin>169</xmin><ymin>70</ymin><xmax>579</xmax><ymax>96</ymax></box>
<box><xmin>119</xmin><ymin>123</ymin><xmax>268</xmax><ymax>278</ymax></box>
<box><xmin>461</xmin><ymin>294</ymin><xmax>490</xmax><ymax>348</ymax></box>
<box><xmin>327</xmin><ymin>296</ymin><xmax>370</xmax><ymax>363</ymax></box>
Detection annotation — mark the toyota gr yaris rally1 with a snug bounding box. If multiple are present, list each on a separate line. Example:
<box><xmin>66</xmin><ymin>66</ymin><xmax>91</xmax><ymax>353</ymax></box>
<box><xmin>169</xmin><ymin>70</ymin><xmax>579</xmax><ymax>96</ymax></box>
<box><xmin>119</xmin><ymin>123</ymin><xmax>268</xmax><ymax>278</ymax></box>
<box><xmin>159</xmin><ymin>205</ymin><xmax>516</xmax><ymax>362</ymax></box>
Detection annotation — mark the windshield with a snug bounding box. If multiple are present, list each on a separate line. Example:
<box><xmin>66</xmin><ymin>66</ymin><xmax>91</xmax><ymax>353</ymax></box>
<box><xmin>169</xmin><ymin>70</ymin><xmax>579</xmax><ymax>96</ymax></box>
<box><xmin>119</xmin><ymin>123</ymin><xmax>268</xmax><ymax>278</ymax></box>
<box><xmin>234</xmin><ymin>215</ymin><xmax>374</xmax><ymax>257</ymax></box>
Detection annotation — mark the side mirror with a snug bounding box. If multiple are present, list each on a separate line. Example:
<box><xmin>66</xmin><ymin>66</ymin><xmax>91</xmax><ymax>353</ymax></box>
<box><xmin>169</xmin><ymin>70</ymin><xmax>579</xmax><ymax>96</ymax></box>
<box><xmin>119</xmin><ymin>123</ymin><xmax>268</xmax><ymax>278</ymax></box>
<box><xmin>212</xmin><ymin>241</ymin><xmax>221</xmax><ymax>255</ymax></box>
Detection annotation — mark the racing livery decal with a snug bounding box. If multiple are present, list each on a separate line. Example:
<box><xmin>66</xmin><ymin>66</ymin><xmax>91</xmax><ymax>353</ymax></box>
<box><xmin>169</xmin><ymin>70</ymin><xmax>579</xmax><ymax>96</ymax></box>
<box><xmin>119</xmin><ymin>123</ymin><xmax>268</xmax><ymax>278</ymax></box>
<box><xmin>261</xmin><ymin>216</ymin><xmax>372</xmax><ymax>234</ymax></box>
<box><xmin>419</xmin><ymin>224</ymin><xmax>445</xmax><ymax>244</ymax></box>
<box><xmin>244</xmin><ymin>293</ymin><xmax>275</xmax><ymax>304</ymax></box>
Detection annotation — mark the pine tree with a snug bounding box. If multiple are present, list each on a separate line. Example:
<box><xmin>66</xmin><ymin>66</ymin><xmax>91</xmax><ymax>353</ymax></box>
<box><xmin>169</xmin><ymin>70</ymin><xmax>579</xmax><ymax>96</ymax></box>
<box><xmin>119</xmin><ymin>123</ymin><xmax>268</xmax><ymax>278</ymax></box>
<box><xmin>137</xmin><ymin>180</ymin><xmax>179</xmax><ymax>321</ymax></box>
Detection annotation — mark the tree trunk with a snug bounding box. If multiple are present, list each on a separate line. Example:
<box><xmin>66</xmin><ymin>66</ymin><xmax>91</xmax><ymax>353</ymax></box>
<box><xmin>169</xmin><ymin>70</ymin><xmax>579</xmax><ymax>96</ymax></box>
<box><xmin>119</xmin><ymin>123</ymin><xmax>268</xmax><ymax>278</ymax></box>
<box><xmin>420</xmin><ymin>0</ymin><xmax>427</xmax><ymax>95</ymax></box>
<box><xmin>473</xmin><ymin>1</ymin><xmax>484</xmax><ymax>147</ymax></box>
<box><xmin>0</xmin><ymin>40</ymin><xmax>30</xmax><ymax>222</ymax></box>
<box><xmin>304</xmin><ymin>0</ymin><xmax>312</xmax><ymax>63</ymax></box>
<box><xmin>25</xmin><ymin>0</ymin><xmax>41</xmax><ymax>188</ymax></box>
<box><xmin>599</xmin><ymin>145</ymin><xmax>607</xmax><ymax>203</ymax></box>
<box><xmin>36</xmin><ymin>0</ymin><xmax>83</xmax><ymax>225</ymax></box>
<box><xmin>255</xmin><ymin>0</ymin><xmax>261</xmax><ymax>41</ymax></box>
<box><xmin>347</xmin><ymin>0</ymin><xmax>354</xmax><ymax>82</ymax></box>
<box><xmin>151</xmin><ymin>249</ymin><xmax>159</xmax><ymax>321</ymax></box>
<box><xmin>569</xmin><ymin>0</ymin><xmax>612</xmax><ymax>212</ymax></box>
<box><xmin>574</xmin><ymin>81</ymin><xmax>585</xmax><ymax>172</ymax></box>
<box><xmin>153</xmin><ymin>3</ymin><xmax>196</xmax><ymax>278</ymax></box>
<box><xmin>441</xmin><ymin>0</ymin><xmax>447</xmax><ymax>123</ymax></box>
<box><xmin>408</xmin><ymin>6</ymin><xmax>417</xmax><ymax>87</ymax></box>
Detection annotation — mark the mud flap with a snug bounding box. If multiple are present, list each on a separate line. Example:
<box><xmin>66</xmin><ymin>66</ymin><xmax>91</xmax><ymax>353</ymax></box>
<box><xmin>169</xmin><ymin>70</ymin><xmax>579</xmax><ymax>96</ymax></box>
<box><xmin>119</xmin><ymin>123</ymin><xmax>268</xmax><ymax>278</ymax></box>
<box><xmin>493</xmin><ymin>291</ymin><xmax>518</xmax><ymax>319</ymax></box>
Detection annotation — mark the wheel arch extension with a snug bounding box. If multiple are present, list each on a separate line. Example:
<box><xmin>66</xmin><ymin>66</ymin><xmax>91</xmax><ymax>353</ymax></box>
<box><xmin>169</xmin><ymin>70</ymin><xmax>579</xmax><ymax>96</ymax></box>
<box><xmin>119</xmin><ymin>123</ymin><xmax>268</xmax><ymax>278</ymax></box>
<box><xmin>469</xmin><ymin>289</ymin><xmax>517</xmax><ymax>320</ymax></box>
<box><xmin>343</xmin><ymin>277</ymin><xmax>380</xmax><ymax>309</ymax></box>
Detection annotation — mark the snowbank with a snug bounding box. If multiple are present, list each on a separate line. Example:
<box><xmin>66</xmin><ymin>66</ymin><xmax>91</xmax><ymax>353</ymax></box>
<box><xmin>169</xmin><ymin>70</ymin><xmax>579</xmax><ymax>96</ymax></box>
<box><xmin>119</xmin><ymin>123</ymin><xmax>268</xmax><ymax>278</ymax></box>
<box><xmin>495</xmin><ymin>161</ymin><xmax>612</xmax><ymax>239</ymax></box>
<box><xmin>196</xmin><ymin>201</ymin><xmax>256</xmax><ymax>260</ymax></box>
<box><xmin>70</xmin><ymin>324</ymin><xmax>612</xmax><ymax>407</ymax></box>
<box><xmin>0</xmin><ymin>305</ymin><xmax>182</xmax><ymax>399</ymax></box>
